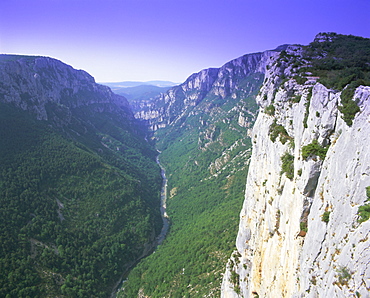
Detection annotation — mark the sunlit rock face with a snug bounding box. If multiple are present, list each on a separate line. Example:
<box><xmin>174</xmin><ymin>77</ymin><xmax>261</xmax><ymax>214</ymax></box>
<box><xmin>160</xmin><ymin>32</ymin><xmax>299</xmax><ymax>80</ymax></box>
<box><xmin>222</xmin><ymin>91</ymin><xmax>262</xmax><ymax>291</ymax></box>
<box><xmin>221</xmin><ymin>46</ymin><xmax>370</xmax><ymax>297</ymax></box>
<box><xmin>133</xmin><ymin>50</ymin><xmax>279</xmax><ymax>130</ymax></box>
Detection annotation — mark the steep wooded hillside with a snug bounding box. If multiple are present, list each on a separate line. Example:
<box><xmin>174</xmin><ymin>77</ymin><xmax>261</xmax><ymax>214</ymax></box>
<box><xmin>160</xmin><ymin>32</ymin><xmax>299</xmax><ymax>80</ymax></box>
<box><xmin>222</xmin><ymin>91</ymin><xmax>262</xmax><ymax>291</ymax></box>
<box><xmin>120</xmin><ymin>49</ymin><xmax>281</xmax><ymax>297</ymax></box>
<box><xmin>0</xmin><ymin>55</ymin><xmax>162</xmax><ymax>297</ymax></box>
<box><xmin>120</xmin><ymin>33</ymin><xmax>370</xmax><ymax>298</ymax></box>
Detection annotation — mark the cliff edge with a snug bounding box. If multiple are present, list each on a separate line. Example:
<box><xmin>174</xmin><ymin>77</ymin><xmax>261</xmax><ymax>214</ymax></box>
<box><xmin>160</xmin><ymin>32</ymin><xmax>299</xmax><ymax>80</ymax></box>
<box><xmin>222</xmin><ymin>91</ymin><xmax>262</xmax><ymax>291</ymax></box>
<box><xmin>222</xmin><ymin>34</ymin><xmax>370</xmax><ymax>297</ymax></box>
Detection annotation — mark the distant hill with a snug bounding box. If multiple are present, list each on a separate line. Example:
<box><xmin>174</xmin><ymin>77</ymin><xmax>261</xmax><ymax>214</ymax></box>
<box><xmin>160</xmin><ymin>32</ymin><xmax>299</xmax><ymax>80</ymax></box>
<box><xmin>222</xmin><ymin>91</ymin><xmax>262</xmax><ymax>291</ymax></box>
<box><xmin>101</xmin><ymin>81</ymin><xmax>178</xmax><ymax>115</ymax></box>
<box><xmin>105</xmin><ymin>84</ymin><xmax>172</xmax><ymax>102</ymax></box>
<box><xmin>102</xmin><ymin>80</ymin><xmax>178</xmax><ymax>88</ymax></box>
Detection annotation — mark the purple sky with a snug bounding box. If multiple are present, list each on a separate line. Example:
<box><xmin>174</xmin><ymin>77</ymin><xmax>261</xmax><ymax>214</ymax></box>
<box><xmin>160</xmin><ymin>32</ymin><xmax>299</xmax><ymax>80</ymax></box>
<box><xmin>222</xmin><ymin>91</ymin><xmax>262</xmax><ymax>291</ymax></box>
<box><xmin>1</xmin><ymin>0</ymin><xmax>369</xmax><ymax>83</ymax></box>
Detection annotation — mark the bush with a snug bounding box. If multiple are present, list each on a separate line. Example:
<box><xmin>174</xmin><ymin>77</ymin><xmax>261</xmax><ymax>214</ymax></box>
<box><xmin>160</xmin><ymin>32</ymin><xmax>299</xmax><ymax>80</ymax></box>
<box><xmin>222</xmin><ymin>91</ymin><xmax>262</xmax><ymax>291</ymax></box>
<box><xmin>322</xmin><ymin>211</ymin><xmax>330</xmax><ymax>223</ymax></box>
<box><xmin>300</xmin><ymin>222</ymin><xmax>308</xmax><ymax>232</ymax></box>
<box><xmin>358</xmin><ymin>205</ymin><xmax>370</xmax><ymax>223</ymax></box>
<box><xmin>337</xmin><ymin>266</ymin><xmax>352</xmax><ymax>286</ymax></box>
<box><xmin>293</xmin><ymin>75</ymin><xmax>308</xmax><ymax>85</ymax></box>
<box><xmin>358</xmin><ymin>187</ymin><xmax>370</xmax><ymax>223</ymax></box>
<box><xmin>292</xmin><ymin>94</ymin><xmax>302</xmax><ymax>103</ymax></box>
<box><xmin>264</xmin><ymin>104</ymin><xmax>275</xmax><ymax>116</ymax></box>
<box><xmin>229</xmin><ymin>270</ymin><xmax>241</xmax><ymax>294</ymax></box>
<box><xmin>269</xmin><ymin>120</ymin><xmax>291</xmax><ymax>144</ymax></box>
<box><xmin>281</xmin><ymin>152</ymin><xmax>294</xmax><ymax>180</ymax></box>
<box><xmin>302</xmin><ymin>139</ymin><xmax>328</xmax><ymax>160</ymax></box>
<box><xmin>339</xmin><ymin>81</ymin><xmax>362</xmax><ymax>126</ymax></box>
<box><xmin>303</xmin><ymin>88</ymin><xmax>313</xmax><ymax>129</ymax></box>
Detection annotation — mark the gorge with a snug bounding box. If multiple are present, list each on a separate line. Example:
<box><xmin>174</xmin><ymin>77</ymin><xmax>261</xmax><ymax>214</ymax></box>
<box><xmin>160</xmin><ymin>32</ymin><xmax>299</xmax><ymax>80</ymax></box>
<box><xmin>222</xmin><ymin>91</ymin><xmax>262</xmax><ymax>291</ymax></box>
<box><xmin>120</xmin><ymin>33</ymin><xmax>370</xmax><ymax>297</ymax></box>
<box><xmin>0</xmin><ymin>33</ymin><xmax>369</xmax><ymax>297</ymax></box>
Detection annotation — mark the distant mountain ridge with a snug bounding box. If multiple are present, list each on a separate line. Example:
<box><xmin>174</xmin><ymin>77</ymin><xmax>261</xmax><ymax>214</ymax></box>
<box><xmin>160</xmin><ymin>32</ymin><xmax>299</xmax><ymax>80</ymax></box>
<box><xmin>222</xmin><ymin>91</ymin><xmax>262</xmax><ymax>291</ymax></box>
<box><xmin>133</xmin><ymin>50</ymin><xmax>277</xmax><ymax>131</ymax></box>
<box><xmin>102</xmin><ymin>80</ymin><xmax>178</xmax><ymax>88</ymax></box>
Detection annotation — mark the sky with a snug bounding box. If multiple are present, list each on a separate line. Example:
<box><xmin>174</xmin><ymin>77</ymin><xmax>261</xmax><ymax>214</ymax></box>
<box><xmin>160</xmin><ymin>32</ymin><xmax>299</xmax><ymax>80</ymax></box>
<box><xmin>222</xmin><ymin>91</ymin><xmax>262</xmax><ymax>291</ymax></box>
<box><xmin>1</xmin><ymin>0</ymin><xmax>369</xmax><ymax>83</ymax></box>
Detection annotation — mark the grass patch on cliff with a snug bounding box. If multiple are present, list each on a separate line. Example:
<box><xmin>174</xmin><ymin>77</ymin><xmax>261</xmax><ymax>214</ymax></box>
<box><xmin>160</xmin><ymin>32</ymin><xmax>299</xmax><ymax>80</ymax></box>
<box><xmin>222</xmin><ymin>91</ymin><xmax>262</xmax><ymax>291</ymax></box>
<box><xmin>300</xmin><ymin>222</ymin><xmax>308</xmax><ymax>233</ymax></box>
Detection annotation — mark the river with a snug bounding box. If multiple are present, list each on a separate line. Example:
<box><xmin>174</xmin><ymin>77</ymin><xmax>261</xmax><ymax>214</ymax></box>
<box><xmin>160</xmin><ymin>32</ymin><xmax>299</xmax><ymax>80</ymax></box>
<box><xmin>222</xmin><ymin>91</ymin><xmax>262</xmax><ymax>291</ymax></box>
<box><xmin>112</xmin><ymin>154</ymin><xmax>169</xmax><ymax>297</ymax></box>
<box><xmin>155</xmin><ymin>155</ymin><xmax>170</xmax><ymax>246</ymax></box>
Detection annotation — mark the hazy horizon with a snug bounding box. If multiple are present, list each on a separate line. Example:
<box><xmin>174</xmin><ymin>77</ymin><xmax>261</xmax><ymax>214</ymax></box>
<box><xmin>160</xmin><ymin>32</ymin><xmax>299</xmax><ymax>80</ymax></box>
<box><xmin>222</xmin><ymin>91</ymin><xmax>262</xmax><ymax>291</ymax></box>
<box><xmin>1</xmin><ymin>0</ymin><xmax>369</xmax><ymax>83</ymax></box>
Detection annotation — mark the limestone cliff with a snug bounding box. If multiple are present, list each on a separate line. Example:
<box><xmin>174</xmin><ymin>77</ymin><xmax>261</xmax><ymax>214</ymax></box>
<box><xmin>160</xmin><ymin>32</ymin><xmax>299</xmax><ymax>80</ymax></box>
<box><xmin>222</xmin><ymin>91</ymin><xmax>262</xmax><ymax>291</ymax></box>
<box><xmin>0</xmin><ymin>55</ymin><xmax>132</xmax><ymax>123</ymax></box>
<box><xmin>134</xmin><ymin>49</ymin><xmax>283</xmax><ymax>131</ymax></box>
<box><xmin>221</xmin><ymin>36</ymin><xmax>370</xmax><ymax>297</ymax></box>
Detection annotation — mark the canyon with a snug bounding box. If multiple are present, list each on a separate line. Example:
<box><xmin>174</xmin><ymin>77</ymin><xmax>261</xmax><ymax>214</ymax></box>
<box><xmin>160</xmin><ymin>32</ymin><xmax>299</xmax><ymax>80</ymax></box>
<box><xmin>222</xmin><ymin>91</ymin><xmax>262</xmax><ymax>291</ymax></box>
<box><xmin>0</xmin><ymin>33</ymin><xmax>369</xmax><ymax>297</ymax></box>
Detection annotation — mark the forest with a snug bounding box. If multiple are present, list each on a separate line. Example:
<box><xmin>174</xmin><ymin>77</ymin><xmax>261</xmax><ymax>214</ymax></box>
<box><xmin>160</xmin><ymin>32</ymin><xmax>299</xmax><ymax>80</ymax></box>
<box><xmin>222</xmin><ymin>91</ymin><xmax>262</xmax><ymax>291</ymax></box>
<box><xmin>2</xmin><ymin>33</ymin><xmax>370</xmax><ymax>297</ymax></box>
<box><xmin>119</xmin><ymin>72</ymin><xmax>262</xmax><ymax>297</ymax></box>
<box><xmin>0</xmin><ymin>99</ymin><xmax>162</xmax><ymax>297</ymax></box>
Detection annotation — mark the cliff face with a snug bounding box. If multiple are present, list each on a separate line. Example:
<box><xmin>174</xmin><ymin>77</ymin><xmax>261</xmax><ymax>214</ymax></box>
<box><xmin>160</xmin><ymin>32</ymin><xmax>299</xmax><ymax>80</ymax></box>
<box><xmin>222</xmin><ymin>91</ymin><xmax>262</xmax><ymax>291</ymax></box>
<box><xmin>134</xmin><ymin>50</ymin><xmax>281</xmax><ymax>131</ymax></box>
<box><xmin>120</xmin><ymin>47</ymin><xmax>290</xmax><ymax>296</ymax></box>
<box><xmin>221</xmin><ymin>40</ymin><xmax>370</xmax><ymax>297</ymax></box>
<box><xmin>0</xmin><ymin>55</ymin><xmax>132</xmax><ymax>122</ymax></box>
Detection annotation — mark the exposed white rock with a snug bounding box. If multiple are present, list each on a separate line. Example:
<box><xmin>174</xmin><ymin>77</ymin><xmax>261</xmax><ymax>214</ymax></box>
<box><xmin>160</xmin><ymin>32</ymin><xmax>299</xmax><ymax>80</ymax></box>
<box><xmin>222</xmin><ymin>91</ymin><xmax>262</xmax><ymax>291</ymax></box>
<box><xmin>134</xmin><ymin>50</ymin><xmax>279</xmax><ymax>131</ymax></box>
<box><xmin>221</xmin><ymin>74</ymin><xmax>370</xmax><ymax>297</ymax></box>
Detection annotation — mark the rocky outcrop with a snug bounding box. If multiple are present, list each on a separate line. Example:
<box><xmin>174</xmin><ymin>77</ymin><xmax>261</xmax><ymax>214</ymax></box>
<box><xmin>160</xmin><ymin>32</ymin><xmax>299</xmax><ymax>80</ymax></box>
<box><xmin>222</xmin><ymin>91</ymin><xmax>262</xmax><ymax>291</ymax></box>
<box><xmin>134</xmin><ymin>49</ymin><xmax>282</xmax><ymax>131</ymax></box>
<box><xmin>0</xmin><ymin>55</ymin><xmax>132</xmax><ymax>122</ymax></box>
<box><xmin>221</xmin><ymin>45</ymin><xmax>370</xmax><ymax>297</ymax></box>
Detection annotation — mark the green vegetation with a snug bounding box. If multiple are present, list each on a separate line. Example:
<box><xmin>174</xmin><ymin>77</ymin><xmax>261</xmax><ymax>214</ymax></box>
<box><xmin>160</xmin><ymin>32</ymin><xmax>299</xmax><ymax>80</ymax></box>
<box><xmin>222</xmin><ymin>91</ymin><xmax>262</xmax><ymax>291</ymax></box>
<box><xmin>337</xmin><ymin>266</ymin><xmax>352</xmax><ymax>286</ymax></box>
<box><xmin>0</xmin><ymin>102</ymin><xmax>161</xmax><ymax>297</ymax></box>
<box><xmin>339</xmin><ymin>81</ymin><xmax>361</xmax><ymax>126</ymax></box>
<box><xmin>358</xmin><ymin>204</ymin><xmax>370</xmax><ymax>223</ymax></box>
<box><xmin>299</xmin><ymin>33</ymin><xmax>370</xmax><ymax>126</ymax></box>
<box><xmin>264</xmin><ymin>104</ymin><xmax>275</xmax><ymax>116</ymax></box>
<box><xmin>302</xmin><ymin>139</ymin><xmax>328</xmax><ymax>160</ymax></box>
<box><xmin>300</xmin><ymin>222</ymin><xmax>308</xmax><ymax>233</ymax></box>
<box><xmin>269</xmin><ymin>119</ymin><xmax>291</xmax><ymax>144</ymax></box>
<box><xmin>229</xmin><ymin>268</ymin><xmax>241</xmax><ymax>294</ymax></box>
<box><xmin>292</xmin><ymin>94</ymin><xmax>302</xmax><ymax>103</ymax></box>
<box><xmin>280</xmin><ymin>152</ymin><xmax>294</xmax><ymax>180</ymax></box>
<box><xmin>303</xmin><ymin>87</ymin><xmax>313</xmax><ymax>129</ymax></box>
<box><xmin>302</xmin><ymin>33</ymin><xmax>370</xmax><ymax>90</ymax></box>
<box><xmin>357</xmin><ymin>186</ymin><xmax>370</xmax><ymax>223</ymax></box>
<box><xmin>321</xmin><ymin>211</ymin><xmax>331</xmax><ymax>223</ymax></box>
<box><xmin>293</xmin><ymin>75</ymin><xmax>308</xmax><ymax>85</ymax></box>
<box><xmin>120</xmin><ymin>72</ymin><xmax>262</xmax><ymax>297</ymax></box>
